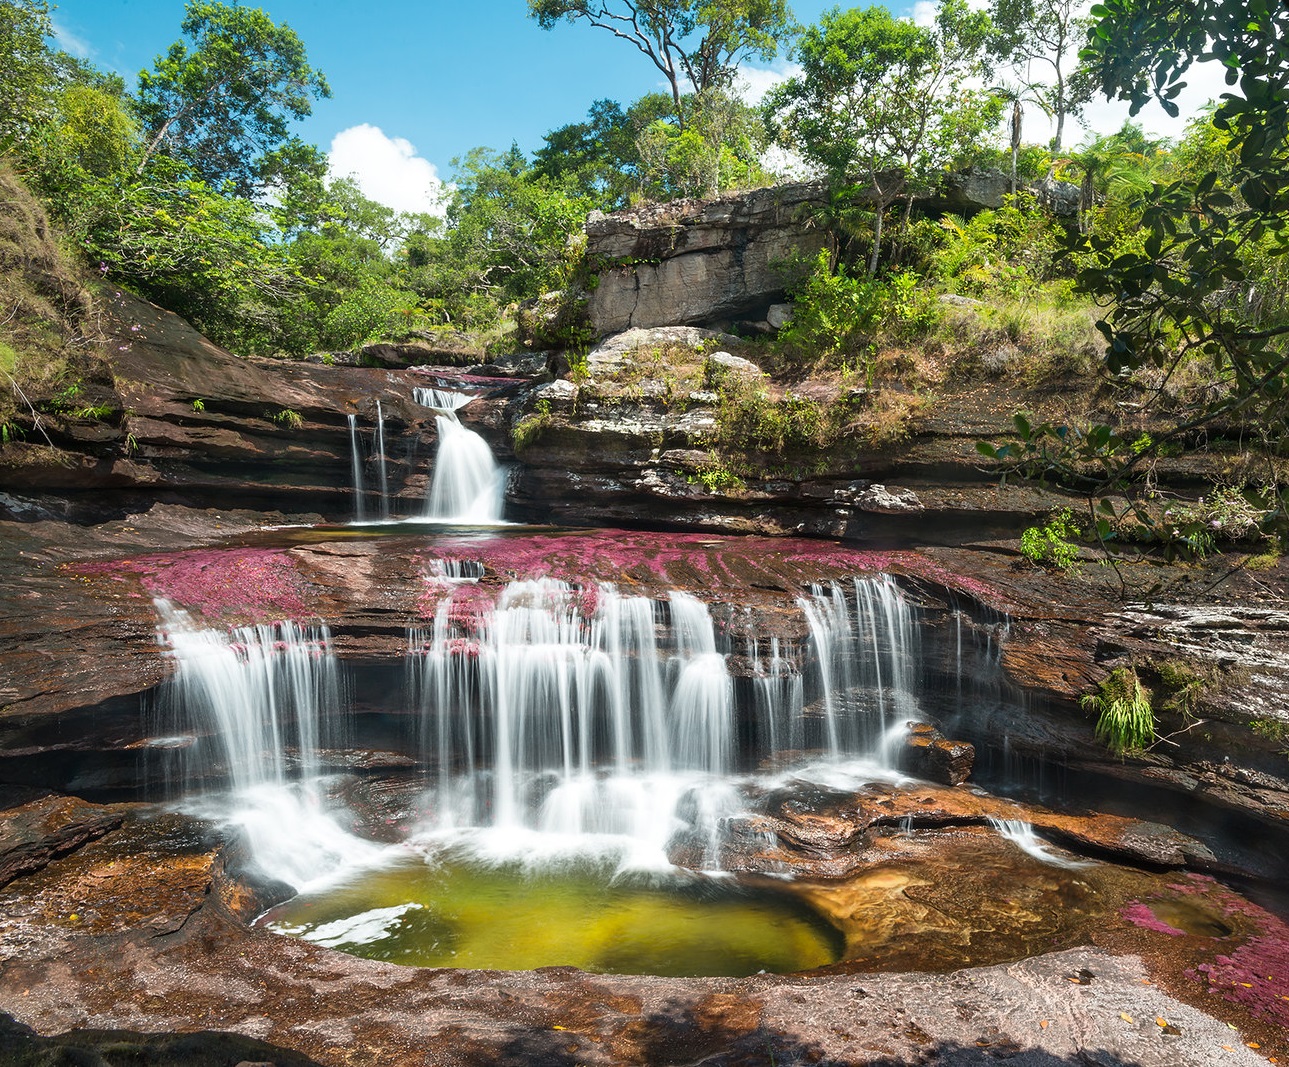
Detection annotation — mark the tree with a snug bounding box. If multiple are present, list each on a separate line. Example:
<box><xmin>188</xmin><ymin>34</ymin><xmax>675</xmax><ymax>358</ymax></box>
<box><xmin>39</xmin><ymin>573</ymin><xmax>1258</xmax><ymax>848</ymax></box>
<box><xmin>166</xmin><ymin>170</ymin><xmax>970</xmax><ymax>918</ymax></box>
<box><xmin>411</xmin><ymin>146</ymin><xmax>596</xmax><ymax>325</ymax></box>
<box><xmin>982</xmin><ymin>0</ymin><xmax>1289</xmax><ymax>547</ymax></box>
<box><xmin>533</xmin><ymin>97</ymin><xmax>654</xmax><ymax>208</ymax></box>
<box><xmin>528</xmin><ymin>0</ymin><xmax>795</xmax><ymax>121</ymax></box>
<box><xmin>0</xmin><ymin>0</ymin><xmax>55</xmax><ymax>155</ymax></box>
<box><xmin>135</xmin><ymin>1</ymin><xmax>330</xmax><ymax>195</ymax></box>
<box><xmin>1076</xmin><ymin>0</ymin><xmax>1289</xmax><ymax>429</ymax></box>
<box><xmin>988</xmin><ymin>0</ymin><xmax>1092</xmax><ymax>151</ymax></box>
<box><xmin>990</xmin><ymin>80</ymin><xmax>1051</xmax><ymax>195</ymax></box>
<box><xmin>766</xmin><ymin>0</ymin><xmax>999</xmax><ymax>274</ymax></box>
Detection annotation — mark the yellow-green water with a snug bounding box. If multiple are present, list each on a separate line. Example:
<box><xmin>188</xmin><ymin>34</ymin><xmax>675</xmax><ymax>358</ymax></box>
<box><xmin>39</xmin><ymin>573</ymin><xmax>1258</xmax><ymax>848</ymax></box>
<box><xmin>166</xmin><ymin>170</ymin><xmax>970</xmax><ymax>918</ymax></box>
<box><xmin>261</xmin><ymin>854</ymin><xmax>843</xmax><ymax>977</ymax></box>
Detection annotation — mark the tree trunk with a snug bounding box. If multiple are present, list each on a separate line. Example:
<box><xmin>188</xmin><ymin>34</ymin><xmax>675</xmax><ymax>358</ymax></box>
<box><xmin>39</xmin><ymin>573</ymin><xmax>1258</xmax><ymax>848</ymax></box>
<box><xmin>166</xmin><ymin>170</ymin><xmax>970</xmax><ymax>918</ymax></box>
<box><xmin>868</xmin><ymin>203</ymin><xmax>885</xmax><ymax>277</ymax></box>
<box><xmin>1010</xmin><ymin>100</ymin><xmax>1022</xmax><ymax>197</ymax></box>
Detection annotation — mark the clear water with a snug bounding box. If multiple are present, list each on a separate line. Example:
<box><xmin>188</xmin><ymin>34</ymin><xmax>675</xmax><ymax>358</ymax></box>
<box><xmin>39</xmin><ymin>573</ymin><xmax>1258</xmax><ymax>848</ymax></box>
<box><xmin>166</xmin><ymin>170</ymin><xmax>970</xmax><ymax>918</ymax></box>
<box><xmin>259</xmin><ymin>851</ymin><xmax>843</xmax><ymax>976</ymax></box>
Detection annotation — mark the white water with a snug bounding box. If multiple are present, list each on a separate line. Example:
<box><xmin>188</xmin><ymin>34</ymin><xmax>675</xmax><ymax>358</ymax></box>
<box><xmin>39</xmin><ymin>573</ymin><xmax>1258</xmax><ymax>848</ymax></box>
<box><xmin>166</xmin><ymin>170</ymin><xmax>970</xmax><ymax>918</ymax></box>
<box><xmin>414</xmin><ymin>386</ymin><xmax>473</xmax><ymax>412</ymax></box>
<box><xmin>374</xmin><ymin>400</ymin><xmax>390</xmax><ymax>520</ymax></box>
<box><xmin>155</xmin><ymin>600</ymin><xmax>379</xmax><ymax>888</ymax></box>
<box><xmin>417</xmin><ymin>387</ymin><xmax>506</xmax><ymax>524</ymax></box>
<box><xmin>155</xmin><ymin>572</ymin><xmax>940</xmax><ymax>882</ymax></box>
<box><xmin>404</xmin><ymin>574</ymin><xmax>923</xmax><ymax>870</ymax></box>
<box><xmin>988</xmin><ymin>817</ymin><xmax>1093</xmax><ymax>869</ymax></box>
<box><xmin>347</xmin><ymin>414</ymin><xmax>366</xmax><ymax>522</ymax></box>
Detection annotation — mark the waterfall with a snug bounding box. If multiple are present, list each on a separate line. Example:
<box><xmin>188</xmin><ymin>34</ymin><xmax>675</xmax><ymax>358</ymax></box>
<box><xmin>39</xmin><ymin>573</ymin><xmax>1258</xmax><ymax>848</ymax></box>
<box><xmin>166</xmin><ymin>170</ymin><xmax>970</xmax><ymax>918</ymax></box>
<box><xmin>347</xmin><ymin>414</ymin><xmax>366</xmax><ymax>522</ymax></box>
<box><xmin>987</xmin><ymin>817</ymin><xmax>1092</xmax><ymax>869</ymax></box>
<box><xmin>154</xmin><ymin>600</ymin><xmax>376</xmax><ymax>887</ymax></box>
<box><xmin>798</xmin><ymin>575</ymin><xmax>920</xmax><ymax>758</ymax></box>
<box><xmin>418</xmin><ymin>387</ymin><xmax>504</xmax><ymax>523</ymax></box>
<box><xmin>414</xmin><ymin>386</ymin><xmax>472</xmax><ymax>412</ymax></box>
<box><xmin>374</xmin><ymin>400</ymin><xmax>390</xmax><ymax>519</ymax></box>
<box><xmin>406</xmin><ymin>573</ymin><xmax>931</xmax><ymax>868</ymax></box>
<box><xmin>409</xmin><ymin>579</ymin><xmax>740</xmax><ymax>863</ymax></box>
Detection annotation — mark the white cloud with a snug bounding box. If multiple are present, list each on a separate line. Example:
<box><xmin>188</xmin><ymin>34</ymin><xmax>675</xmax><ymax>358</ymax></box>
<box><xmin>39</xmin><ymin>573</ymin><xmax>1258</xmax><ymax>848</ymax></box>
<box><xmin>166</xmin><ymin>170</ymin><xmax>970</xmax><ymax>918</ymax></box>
<box><xmin>51</xmin><ymin>18</ymin><xmax>93</xmax><ymax>60</ymax></box>
<box><xmin>736</xmin><ymin>60</ymin><xmax>803</xmax><ymax>105</ymax></box>
<box><xmin>911</xmin><ymin>1</ymin><xmax>937</xmax><ymax>27</ymax></box>
<box><xmin>1072</xmin><ymin>58</ymin><xmax>1229</xmax><ymax>145</ymax></box>
<box><xmin>327</xmin><ymin>124</ymin><xmax>444</xmax><ymax>217</ymax></box>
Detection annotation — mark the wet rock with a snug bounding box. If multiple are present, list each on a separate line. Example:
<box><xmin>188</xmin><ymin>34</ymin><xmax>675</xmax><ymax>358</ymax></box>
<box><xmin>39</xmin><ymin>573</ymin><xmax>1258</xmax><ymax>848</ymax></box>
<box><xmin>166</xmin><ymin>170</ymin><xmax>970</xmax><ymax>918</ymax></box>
<box><xmin>899</xmin><ymin>723</ymin><xmax>975</xmax><ymax>785</ymax></box>
<box><xmin>0</xmin><ymin>795</ymin><xmax>126</xmax><ymax>888</ymax></box>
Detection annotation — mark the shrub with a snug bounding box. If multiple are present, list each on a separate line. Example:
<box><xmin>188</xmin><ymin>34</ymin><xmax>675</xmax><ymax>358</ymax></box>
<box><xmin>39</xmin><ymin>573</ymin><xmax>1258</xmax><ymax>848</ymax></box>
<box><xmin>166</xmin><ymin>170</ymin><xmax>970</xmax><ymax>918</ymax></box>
<box><xmin>1020</xmin><ymin>507</ymin><xmax>1082</xmax><ymax>571</ymax></box>
<box><xmin>779</xmin><ymin>249</ymin><xmax>886</xmax><ymax>360</ymax></box>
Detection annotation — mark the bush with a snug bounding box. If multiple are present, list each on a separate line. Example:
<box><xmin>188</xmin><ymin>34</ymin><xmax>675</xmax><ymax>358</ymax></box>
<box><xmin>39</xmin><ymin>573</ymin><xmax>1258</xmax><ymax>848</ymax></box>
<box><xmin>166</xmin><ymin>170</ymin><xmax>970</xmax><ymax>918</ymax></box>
<box><xmin>1020</xmin><ymin>508</ymin><xmax>1082</xmax><ymax>571</ymax></box>
<box><xmin>779</xmin><ymin>249</ymin><xmax>887</xmax><ymax>360</ymax></box>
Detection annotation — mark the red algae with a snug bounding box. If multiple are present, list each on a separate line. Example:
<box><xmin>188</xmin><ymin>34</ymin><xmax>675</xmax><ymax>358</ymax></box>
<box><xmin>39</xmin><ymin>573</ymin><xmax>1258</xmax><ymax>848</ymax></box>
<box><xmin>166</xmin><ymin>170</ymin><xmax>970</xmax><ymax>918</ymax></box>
<box><xmin>1122</xmin><ymin>901</ymin><xmax>1187</xmax><ymax>937</ymax></box>
<box><xmin>1174</xmin><ymin>877</ymin><xmax>1289</xmax><ymax>1028</ymax></box>
<box><xmin>77</xmin><ymin>549</ymin><xmax>310</xmax><ymax>622</ymax></box>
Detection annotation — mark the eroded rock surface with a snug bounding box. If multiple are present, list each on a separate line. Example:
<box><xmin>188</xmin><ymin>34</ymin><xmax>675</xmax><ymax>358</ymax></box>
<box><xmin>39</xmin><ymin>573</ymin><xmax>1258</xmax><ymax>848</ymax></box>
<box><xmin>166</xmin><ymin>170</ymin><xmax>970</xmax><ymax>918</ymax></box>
<box><xmin>0</xmin><ymin>805</ymin><xmax>1279</xmax><ymax>1067</ymax></box>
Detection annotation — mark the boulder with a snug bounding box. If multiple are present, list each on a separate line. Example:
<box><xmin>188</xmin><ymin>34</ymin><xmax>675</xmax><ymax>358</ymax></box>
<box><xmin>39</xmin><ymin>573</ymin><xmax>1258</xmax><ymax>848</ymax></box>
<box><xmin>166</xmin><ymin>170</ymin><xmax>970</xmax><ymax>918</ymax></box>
<box><xmin>933</xmin><ymin>167</ymin><xmax>1012</xmax><ymax>213</ymax></box>
<box><xmin>899</xmin><ymin>722</ymin><xmax>976</xmax><ymax>785</ymax></box>
<box><xmin>585</xmin><ymin>326</ymin><xmax>740</xmax><ymax>377</ymax></box>
<box><xmin>766</xmin><ymin>303</ymin><xmax>794</xmax><ymax>329</ymax></box>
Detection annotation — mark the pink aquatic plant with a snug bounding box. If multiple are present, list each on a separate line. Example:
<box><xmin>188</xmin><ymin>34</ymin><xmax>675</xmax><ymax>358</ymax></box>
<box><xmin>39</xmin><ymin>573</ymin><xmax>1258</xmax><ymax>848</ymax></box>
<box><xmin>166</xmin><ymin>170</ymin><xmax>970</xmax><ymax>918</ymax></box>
<box><xmin>76</xmin><ymin>548</ymin><xmax>310</xmax><ymax>622</ymax></box>
<box><xmin>1121</xmin><ymin>901</ymin><xmax>1186</xmax><ymax>937</ymax></box>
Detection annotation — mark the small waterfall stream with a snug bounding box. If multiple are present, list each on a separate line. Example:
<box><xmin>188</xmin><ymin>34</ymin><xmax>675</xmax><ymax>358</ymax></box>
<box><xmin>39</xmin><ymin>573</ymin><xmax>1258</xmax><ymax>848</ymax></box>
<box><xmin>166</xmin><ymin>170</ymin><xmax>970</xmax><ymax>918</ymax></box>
<box><xmin>416</xmin><ymin>387</ymin><xmax>505</xmax><ymax>524</ymax></box>
<box><xmin>347</xmin><ymin>414</ymin><xmax>366</xmax><ymax>522</ymax></box>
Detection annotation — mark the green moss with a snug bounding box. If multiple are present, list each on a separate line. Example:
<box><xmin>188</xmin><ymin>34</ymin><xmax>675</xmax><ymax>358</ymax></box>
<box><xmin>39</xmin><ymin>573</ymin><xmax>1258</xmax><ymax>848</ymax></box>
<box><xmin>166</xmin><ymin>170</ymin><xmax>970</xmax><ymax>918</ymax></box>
<box><xmin>512</xmin><ymin>398</ymin><xmax>554</xmax><ymax>453</ymax></box>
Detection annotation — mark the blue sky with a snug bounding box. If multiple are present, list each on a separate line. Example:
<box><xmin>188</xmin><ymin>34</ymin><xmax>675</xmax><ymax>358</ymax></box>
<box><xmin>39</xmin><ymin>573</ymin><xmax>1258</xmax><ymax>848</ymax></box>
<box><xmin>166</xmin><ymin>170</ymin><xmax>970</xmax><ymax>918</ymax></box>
<box><xmin>48</xmin><ymin>1</ymin><xmax>1219</xmax><ymax>215</ymax></box>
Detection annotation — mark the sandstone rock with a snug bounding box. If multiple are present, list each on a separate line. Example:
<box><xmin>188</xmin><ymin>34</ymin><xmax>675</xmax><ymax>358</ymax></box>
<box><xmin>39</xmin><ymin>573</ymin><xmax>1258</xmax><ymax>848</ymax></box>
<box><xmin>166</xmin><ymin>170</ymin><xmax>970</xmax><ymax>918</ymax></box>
<box><xmin>529</xmin><ymin>378</ymin><xmax>578</xmax><ymax>407</ymax></box>
<box><xmin>899</xmin><ymin>722</ymin><xmax>976</xmax><ymax>785</ymax></box>
<box><xmin>1033</xmin><ymin>174</ymin><xmax>1081</xmax><ymax>217</ymax></box>
<box><xmin>465</xmin><ymin>352</ymin><xmax>550</xmax><ymax>378</ymax></box>
<box><xmin>766</xmin><ymin>303</ymin><xmax>793</xmax><ymax>329</ymax></box>
<box><xmin>360</xmin><ymin>335</ymin><xmax>484</xmax><ymax>368</ymax></box>
<box><xmin>585</xmin><ymin>326</ymin><xmax>741</xmax><ymax>377</ymax></box>
<box><xmin>0</xmin><ymin>794</ymin><xmax>125</xmax><ymax>888</ymax></box>
<box><xmin>585</xmin><ymin>183</ymin><xmax>829</xmax><ymax>335</ymax></box>
<box><xmin>939</xmin><ymin>293</ymin><xmax>982</xmax><ymax>308</ymax></box>
<box><xmin>933</xmin><ymin>167</ymin><xmax>1011</xmax><ymax>213</ymax></box>
<box><xmin>855</xmin><ymin>484</ymin><xmax>925</xmax><ymax>513</ymax></box>
<box><xmin>705</xmin><ymin>351</ymin><xmax>763</xmax><ymax>380</ymax></box>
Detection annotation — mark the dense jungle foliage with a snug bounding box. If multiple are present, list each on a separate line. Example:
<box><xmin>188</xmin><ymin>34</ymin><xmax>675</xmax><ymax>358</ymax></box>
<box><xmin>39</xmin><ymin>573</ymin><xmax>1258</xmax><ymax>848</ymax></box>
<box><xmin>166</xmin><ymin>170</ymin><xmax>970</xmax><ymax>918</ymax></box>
<box><xmin>1</xmin><ymin>0</ymin><xmax>1287</xmax><ymax>545</ymax></box>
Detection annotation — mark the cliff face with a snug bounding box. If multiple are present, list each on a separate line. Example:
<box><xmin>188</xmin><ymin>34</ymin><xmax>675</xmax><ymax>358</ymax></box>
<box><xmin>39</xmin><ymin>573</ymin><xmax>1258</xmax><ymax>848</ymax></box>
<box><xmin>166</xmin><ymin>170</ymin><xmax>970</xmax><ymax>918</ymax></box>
<box><xmin>584</xmin><ymin>183</ymin><xmax>830</xmax><ymax>335</ymax></box>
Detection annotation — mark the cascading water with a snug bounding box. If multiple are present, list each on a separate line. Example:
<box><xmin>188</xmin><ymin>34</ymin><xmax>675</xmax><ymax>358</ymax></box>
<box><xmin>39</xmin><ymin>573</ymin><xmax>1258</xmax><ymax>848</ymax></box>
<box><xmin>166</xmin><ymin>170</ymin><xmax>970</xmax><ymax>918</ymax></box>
<box><xmin>154</xmin><ymin>600</ymin><xmax>377</xmax><ymax>887</ymax></box>
<box><xmin>347</xmin><ymin>414</ymin><xmax>366</xmax><ymax>522</ymax></box>
<box><xmin>798</xmin><ymin>575</ymin><xmax>920</xmax><ymax>761</ymax></box>
<box><xmin>374</xmin><ymin>399</ymin><xmax>390</xmax><ymax>520</ymax></box>
<box><xmin>403</xmin><ymin>573</ymin><xmax>920</xmax><ymax>871</ymax></box>
<box><xmin>416</xmin><ymin>387</ymin><xmax>505</xmax><ymax>524</ymax></box>
<box><xmin>407</xmin><ymin>579</ymin><xmax>738</xmax><ymax>865</ymax></box>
